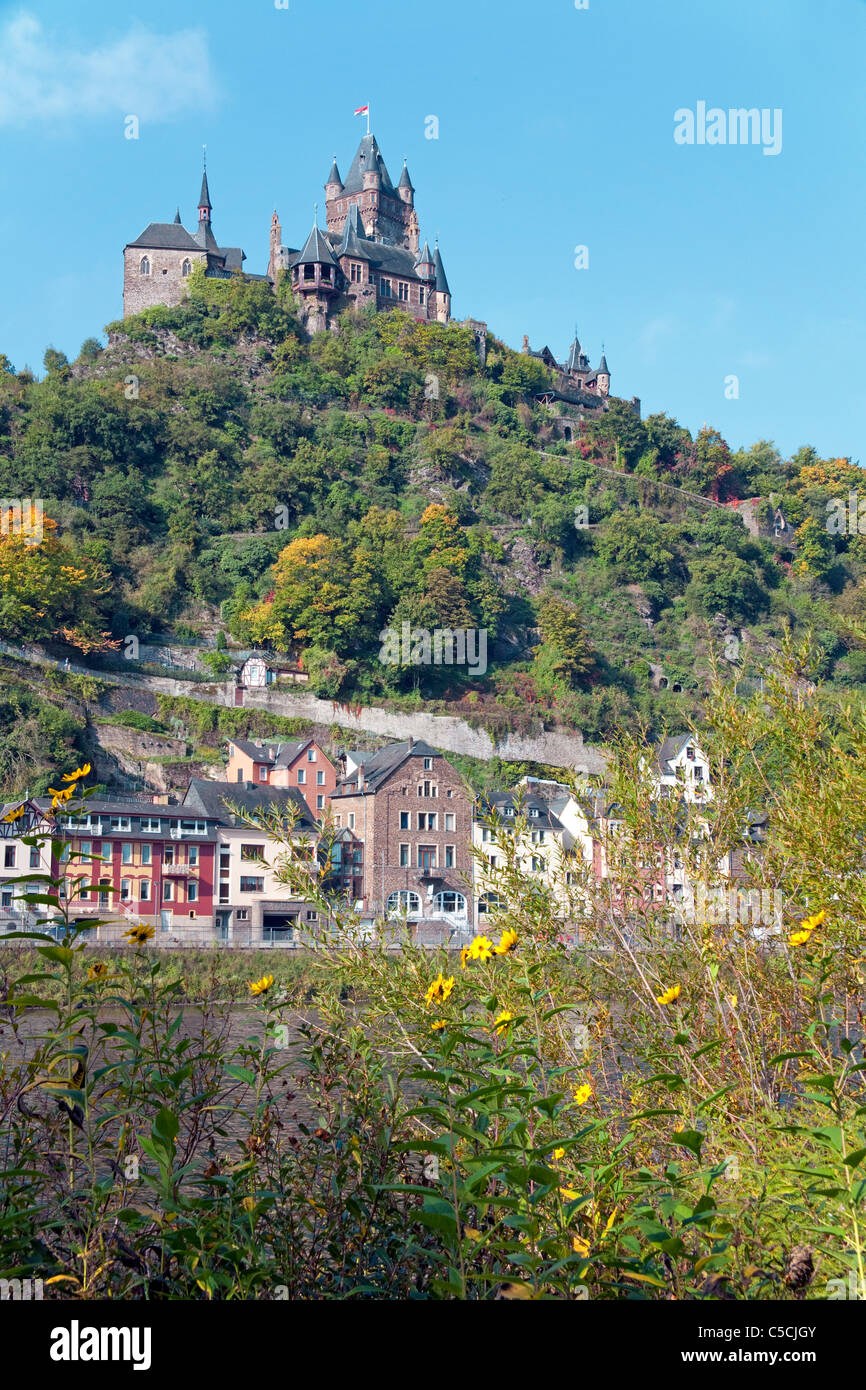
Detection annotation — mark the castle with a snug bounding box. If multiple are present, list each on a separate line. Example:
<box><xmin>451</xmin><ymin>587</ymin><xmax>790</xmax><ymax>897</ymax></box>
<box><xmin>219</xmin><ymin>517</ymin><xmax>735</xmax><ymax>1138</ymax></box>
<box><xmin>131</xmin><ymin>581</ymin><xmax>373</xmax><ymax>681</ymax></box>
<box><xmin>122</xmin><ymin>130</ymin><xmax>623</xmax><ymax>410</ymax></box>
<box><xmin>123</xmin><ymin>132</ymin><xmax>450</xmax><ymax>333</ymax></box>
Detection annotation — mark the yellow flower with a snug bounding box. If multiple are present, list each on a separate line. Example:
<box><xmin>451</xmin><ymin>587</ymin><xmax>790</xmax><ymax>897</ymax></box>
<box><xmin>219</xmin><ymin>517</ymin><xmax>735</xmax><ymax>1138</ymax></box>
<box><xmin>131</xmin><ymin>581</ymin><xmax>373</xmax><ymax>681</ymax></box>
<box><xmin>789</xmin><ymin>909</ymin><xmax>825</xmax><ymax>948</ymax></box>
<box><xmin>573</xmin><ymin>1083</ymin><xmax>593</xmax><ymax>1106</ymax></box>
<box><xmin>1</xmin><ymin>806</ymin><xmax>24</xmax><ymax>823</ymax></box>
<box><xmin>61</xmin><ymin>763</ymin><xmax>91</xmax><ymax>783</ymax></box>
<box><xmin>494</xmin><ymin>928</ymin><xmax>518</xmax><ymax>956</ymax></box>
<box><xmin>122</xmin><ymin>922</ymin><xmax>155</xmax><ymax>945</ymax></box>
<box><xmin>727</xmin><ymin>994</ymin><xmax>738</xmax><ymax>1011</ymax></box>
<box><xmin>431</xmin><ymin>1019</ymin><xmax>447</xmax><ymax>1032</ymax></box>
<box><xmin>656</xmin><ymin>984</ymin><xmax>682</xmax><ymax>1006</ymax></box>
<box><xmin>493</xmin><ymin>1009</ymin><xmax>513</xmax><ymax>1035</ymax></box>
<box><xmin>424</xmin><ymin>973</ymin><xmax>454</xmax><ymax>1008</ymax></box>
<box><xmin>465</xmin><ymin>934</ymin><xmax>494</xmax><ymax>963</ymax></box>
<box><xmin>553</xmin><ymin>1147</ymin><xmax>565</xmax><ymax>1161</ymax></box>
<box><xmin>87</xmin><ymin>962</ymin><xmax>108</xmax><ymax>980</ymax></box>
<box><xmin>48</xmin><ymin>785</ymin><xmax>75</xmax><ymax>808</ymax></box>
<box><xmin>460</xmin><ymin>945</ymin><xmax>470</xmax><ymax>970</ymax></box>
<box><xmin>249</xmin><ymin>974</ymin><xmax>275</xmax><ymax>996</ymax></box>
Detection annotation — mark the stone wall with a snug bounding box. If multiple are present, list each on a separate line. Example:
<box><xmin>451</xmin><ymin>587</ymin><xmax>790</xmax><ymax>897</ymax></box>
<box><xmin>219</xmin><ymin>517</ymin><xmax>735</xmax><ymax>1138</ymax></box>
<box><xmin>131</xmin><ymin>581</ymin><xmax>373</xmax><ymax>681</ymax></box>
<box><xmin>123</xmin><ymin>247</ymin><xmax>206</xmax><ymax>317</ymax></box>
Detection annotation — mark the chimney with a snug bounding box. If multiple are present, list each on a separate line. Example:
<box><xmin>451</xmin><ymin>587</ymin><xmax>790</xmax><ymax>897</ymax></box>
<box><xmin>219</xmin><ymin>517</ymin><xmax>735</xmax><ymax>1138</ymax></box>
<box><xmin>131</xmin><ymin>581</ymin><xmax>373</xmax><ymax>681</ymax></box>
<box><xmin>408</xmin><ymin>736</ymin><xmax>415</xmax><ymax>750</ymax></box>
<box><xmin>522</xmin><ymin>335</ymin><xmax>530</xmax><ymax>354</ymax></box>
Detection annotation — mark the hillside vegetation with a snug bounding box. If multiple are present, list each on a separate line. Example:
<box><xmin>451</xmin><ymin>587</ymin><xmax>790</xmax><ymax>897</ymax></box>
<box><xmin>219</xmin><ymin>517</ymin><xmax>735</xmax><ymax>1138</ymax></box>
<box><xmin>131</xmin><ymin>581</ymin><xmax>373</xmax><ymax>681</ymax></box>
<box><xmin>1</xmin><ymin>270</ymin><xmax>864</xmax><ymax>747</ymax></box>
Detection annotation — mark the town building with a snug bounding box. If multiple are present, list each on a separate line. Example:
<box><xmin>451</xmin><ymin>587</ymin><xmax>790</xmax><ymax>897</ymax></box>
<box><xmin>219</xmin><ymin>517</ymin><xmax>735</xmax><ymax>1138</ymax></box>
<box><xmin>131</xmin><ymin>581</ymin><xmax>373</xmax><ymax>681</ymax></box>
<box><xmin>330</xmin><ymin>738</ymin><xmax>473</xmax><ymax>934</ymax></box>
<box><xmin>473</xmin><ymin>789</ymin><xmax>583</xmax><ymax>923</ymax></box>
<box><xmin>224</xmin><ymin>738</ymin><xmax>338</xmax><ymax>815</ymax></box>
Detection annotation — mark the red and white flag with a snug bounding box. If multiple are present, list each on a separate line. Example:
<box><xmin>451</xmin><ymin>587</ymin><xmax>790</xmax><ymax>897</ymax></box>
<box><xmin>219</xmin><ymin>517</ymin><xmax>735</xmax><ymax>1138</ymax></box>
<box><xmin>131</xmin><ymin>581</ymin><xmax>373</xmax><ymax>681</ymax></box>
<box><xmin>354</xmin><ymin>104</ymin><xmax>369</xmax><ymax>116</ymax></box>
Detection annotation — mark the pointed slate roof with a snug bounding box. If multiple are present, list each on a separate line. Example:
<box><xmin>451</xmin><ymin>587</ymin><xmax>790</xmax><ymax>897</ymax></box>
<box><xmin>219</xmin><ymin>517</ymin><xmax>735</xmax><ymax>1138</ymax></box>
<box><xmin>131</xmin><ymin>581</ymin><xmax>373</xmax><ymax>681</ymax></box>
<box><xmin>398</xmin><ymin>159</ymin><xmax>414</xmax><ymax>191</ymax></box>
<box><xmin>597</xmin><ymin>351</ymin><xmax>610</xmax><ymax>375</ymax></box>
<box><xmin>198</xmin><ymin>169</ymin><xmax>212</xmax><ymax>212</ymax></box>
<box><xmin>326</xmin><ymin>156</ymin><xmax>343</xmax><ymax>189</ymax></box>
<box><xmin>566</xmin><ymin>335</ymin><xmax>584</xmax><ymax>371</ymax></box>
<box><xmin>173</xmin><ymin>207</ymin><xmax>182</xmax><ymax>224</ymax></box>
<box><xmin>333</xmin><ymin>739</ymin><xmax>442</xmax><ymax>795</ymax></box>
<box><xmin>433</xmin><ymin>243</ymin><xmax>450</xmax><ymax>294</ymax></box>
<box><xmin>416</xmin><ymin>239</ymin><xmax>434</xmax><ymax>269</ymax></box>
<box><xmin>342</xmin><ymin>133</ymin><xmax>394</xmax><ymax>195</ymax></box>
<box><xmin>338</xmin><ymin>204</ymin><xmax>370</xmax><ymax>258</ymax></box>
<box><xmin>297</xmin><ymin>222</ymin><xmax>338</xmax><ymax>266</ymax></box>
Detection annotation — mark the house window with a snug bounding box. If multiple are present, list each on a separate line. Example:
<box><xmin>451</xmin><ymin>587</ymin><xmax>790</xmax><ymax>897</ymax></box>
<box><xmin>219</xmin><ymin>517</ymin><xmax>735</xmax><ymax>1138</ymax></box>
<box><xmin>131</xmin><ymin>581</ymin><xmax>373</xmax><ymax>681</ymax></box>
<box><xmin>386</xmin><ymin>889</ymin><xmax>420</xmax><ymax>916</ymax></box>
<box><xmin>241</xmin><ymin>844</ymin><xmax>265</xmax><ymax>861</ymax></box>
<box><xmin>307</xmin><ymin>749</ymin><xmax>316</xmax><ymax>762</ymax></box>
<box><xmin>316</xmin><ymin>795</ymin><xmax>324</xmax><ymax>810</ymax></box>
<box><xmin>189</xmin><ymin>846</ymin><xmax>198</xmax><ymax>867</ymax></box>
<box><xmin>399</xmin><ymin>843</ymin><xmax>410</xmax><ymax>867</ymax></box>
<box><xmin>236</xmin><ymin>909</ymin><xmax>249</xmax><ymax>921</ymax></box>
<box><xmin>163</xmin><ymin>882</ymin><xmax>173</xmax><ymax>901</ymax></box>
<box><xmin>306</xmin><ymin>909</ymin><xmax>318</xmax><ymax>921</ymax></box>
<box><xmin>121</xmin><ymin>879</ymin><xmax>131</xmax><ymax>901</ymax></box>
<box><xmin>423</xmin><ymin>757</ymin><xmax>433</xmax><ymax>770</ymax></box>
<box><xmin>418</xmin><ymin>845</ymin><xmax>436</xmax><ymax>869</ymax></box>
<box><xmin>418</xmin><ymin>813</ymin><xmax>437</xmax><ymax>831</ymax></box>
<box><xmin>445</xmin><ymin>813</ymin><xmax>455</xmax><ymax>832</ymax></box>
<box><xmin>434</xmin><ymin>890</ymin><xmax>466</xmax><ymax>917</ymax></box>
<box><xmin>350</xmin><ymin>262</ymin><xmax>362</xmax><ymax>283</ymax></box>
<box><xmin>98</xmin><ymin>879</ymin><xmax>110</xmax><ymax>908</ymax></box>
<box><xmin>109</xmin><ymin>817</ymin><xmax>131</xmax><ymax>831</ymax></box>
<box><xmin>334</xmin><ymin>815</ymin><xmax>342</xmax><ymax>827</ymax></box>
<box><xmin>380</xmin><ymin>278</ymin><xmax>392</xmax><ymax>298</ymax></box>
<box><xmin>531</xmin><ymin>856</ymin><xmax>546</xmax><ymax>873</ymax></box>
<box><xmin>240</xmin><ymin>876</ymin><xmax>264</xmax><ymax>892</ymax></box>
<box><xmin>419</xmin><ymin>287</ymin><xmax>425</xmax><ymax>306</ymax></box>
<box><xmin>399</xmin><ymin>811</ymin><xmax>409</xmax><ymax>829</ymax></box>
<box><xmin>140</xmin><ymin>257</ymin><xmax>150</xmax><ymax>276</ymax></box>
<box><xmin>182</xmin><ymin>259</ymin><xmax>192</xmax><ymax>277</ymax></box>
<box><xmin>188</xmin><ymin>881</ymin><xmax>198</xmax><ymax>903</ymax></box>
<box><xmin>348</xmin><ymin>813</ymin><xmax>355</xmax><ymax>830</ymax></box>
<box><xmin>121</xmin><ymin>843</ymin><xmax>133</xmax><ymax>865</ymax></box>
<box><xmin>297</xmin><ymin>769</ymin><xmax>306</xmax><ymax>784</ymax></box>
<box><xmin>141</xmin><ymin>844</ymin><xmax>151</xmax><ymax>866</ymax></box>
<box><xmin>29</xmin><ymin>847</ymin><xmax>39</xmax><ymax>868</ymax></box>
<box><xmin>303</xmin><ymin>265</ymin><xmax>315</xmax><ymax>281</ymax></box>
<box><xmin>164</xmin><ymin>846</ymin><xmax>174</xmax><ymax>866</ymax></box>
<box><xmin>140</xmin><ymin>881</ymin><xmax>150</xmax><ymax>901</ymax></box>
<box><xmin>316</xmin><ymin>770</ymin><xmax>325</xmax><ymax>785</ymax></box>
<box><xmin>258</xmin><ymin>766</ymin><xmax>268</xmax><ymax>781</ymax></box>
<box><xmin>3</xmin><ymin>847</ymin><xmax>14</xmax><ymax>868</ymax></box>
<box><xmin>398</xmin><ymin>281</ymin><xmax>409</xmax><ymax>301</ymax></box>
<box><xmin>445</xmin><ymin>846</ymin><xmax>454</xmax><ymax>868</ymax></box>
<box><xmin>141</xmin><ymin>818</ymin><xmax>161</xmax><ymax>833</ymax></box>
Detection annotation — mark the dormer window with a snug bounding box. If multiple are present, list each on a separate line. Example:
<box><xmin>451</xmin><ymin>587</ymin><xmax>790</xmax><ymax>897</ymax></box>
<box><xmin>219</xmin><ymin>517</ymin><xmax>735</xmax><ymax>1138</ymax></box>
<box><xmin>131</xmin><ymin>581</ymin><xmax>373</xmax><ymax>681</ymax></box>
<box><xmin>182</xmin><ymin>259</ymin><xmax>192</xmax><ymax>277</ymax></box>
<box><xmin>140</xmin><ymin>256</ymin><xmax>151</xmax><ymax>276</ymax></box>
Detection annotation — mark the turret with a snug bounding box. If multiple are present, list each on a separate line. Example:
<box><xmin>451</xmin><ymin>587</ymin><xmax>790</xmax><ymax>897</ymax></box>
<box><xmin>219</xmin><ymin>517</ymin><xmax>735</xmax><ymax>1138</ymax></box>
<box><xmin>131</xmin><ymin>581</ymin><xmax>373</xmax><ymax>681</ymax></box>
<box><xmin>325</xmin><ymin>156</ymin><xmax>344</xmax><ymax>199</ymax></box>
<box><xmin>596</xmin><ymin>348</ymin><xmax>610</xmax><ymax>397</ymax></box>
<box><xmin>268</xmin><ymin>210</ymin><xmax>282</xmax><ymax>284</ymax></box>
<box><xmin>292</xmin><ymin>212</ymin><xmax>339</xmax><ymax>331</ymax></box>
<box><xmin>196</xmin><ymin>164</ymin><xmax>218</xmax><ymax>252</ymax></box>
<box><xmin>397</xmin><ymin>159</ymin><xmax>415</xmax><ymax>205</ymax></box>
<box><xmin>432</xmin><ymin>241</ymin><xmax>451</xmax><ymax>323</ymax></box>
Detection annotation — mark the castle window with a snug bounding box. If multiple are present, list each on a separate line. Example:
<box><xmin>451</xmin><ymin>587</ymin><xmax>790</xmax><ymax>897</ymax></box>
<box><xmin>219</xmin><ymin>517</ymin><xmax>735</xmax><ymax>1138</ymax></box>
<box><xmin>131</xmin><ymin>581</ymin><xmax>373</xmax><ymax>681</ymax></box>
<box><xmin>321</xmin><ymin>265</ymin><xmax>331</xmax><ymax>282</ymax></box>
<box><xmin>398</xmin><ymin>281</ymin><xmax>409</xmax><ymax>302</ymax></box>
<box><xmin>350</xmin><ymin>262</ymin><xmax>362</xmax><ymax>283</ymax></box>
<box><xmin>182</xmin><ymin>259</ymin><xmax>192</xmax><ymax>277</ymax></box>
<box><xmin>140</xmin><ymin>256</ymin><xmax>150</xmax><ymax>276</ymax></box>
<box><xmin>380</xmin><ymin>278</ymin><xmax>392</xmax><ymax>298</ymax></box>
<box><xmin>304</xmin><ymin>265</ymin><xmax>315</xmax><ymax>281</ymax></box>
<box><xmin>419</xmin><ymin>287</ymin><xmax>425</xmax><ymax>305</ymax></box>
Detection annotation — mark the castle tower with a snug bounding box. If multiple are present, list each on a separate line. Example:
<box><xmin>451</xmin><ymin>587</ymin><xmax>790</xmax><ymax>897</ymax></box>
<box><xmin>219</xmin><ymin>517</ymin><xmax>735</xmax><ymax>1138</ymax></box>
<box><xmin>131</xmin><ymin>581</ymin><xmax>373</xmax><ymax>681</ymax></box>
<box><xmin>268</xmin><ymin>210</ymin><xmax>282</xmax><ymax>284</ymax></box>
<box><xmin>596</xmin><ymin>348</ymin><xmax>610</xmax><ymax>397</ymax></box>
<box><xmin>291</xmin><ymin>211</ymin><xmax>339</xmax><ymax>333</ymax></box>
<box><xmin>432</xmin><ymin>241</ymin><xmax>451</xmax><ymax>324</ymax></box>
<box><xmin>195</xmin><ymin>164</ymin><xmax>219</xmax><ymax>253</ymax></box>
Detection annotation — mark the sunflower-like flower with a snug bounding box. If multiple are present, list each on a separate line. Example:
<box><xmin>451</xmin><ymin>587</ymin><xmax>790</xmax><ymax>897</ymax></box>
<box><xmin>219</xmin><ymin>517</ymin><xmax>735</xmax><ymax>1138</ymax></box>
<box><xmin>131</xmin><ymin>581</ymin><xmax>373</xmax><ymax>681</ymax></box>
<box><xmin>61</xmin><ymin>764</ymin><xmax>91</xmax><ymax>783</ymax></box>
<box><xmin>460</xmin><ymin>945</ymin><xmax>470</xmax><ymax>969</ymax></box>
<box><xmin>656</xmin><ymin>984</ymin><xmax>682</xmax><ymax>1007</ymax></box>
<box><xmin>249</xmin><ymin>974</ymin><xmax>275</xmax><ymax>997</ymax></box>
<box><xmin>464</xmin><ymin>934</ymin><xmax>494</xmax><ymax>963</ymax></box>
<box><xmin>573</xmin><ymin>1082</ymin><xmax>593</xmax><ymax>1106</ymax></box>
<box><xmin>48</xmin><ymin>785</ymin><xmax>76</xmax><ymax>809</ymax></box>
<box><xmin>1</xmin><ymin>806</ymin><xmax>25</xmax><ymax>823</ymax></box>
<box><xmin>494</xmin><ymin>928</ymin><xmax>518</xmax><ymax>956</ymax></box>
<box><xmin>424</xmin><ymin>973</ymin><xmax>454</xmax><ymax>1008</ymax></box>
<box><xmin>122</xmin><ymin>922</ymin><xmax>155</xmax><ymax>945</ymax></box>
<box><xmin>430</xmin><ymin>1019</ymin><xmax>447</xmax><ymax>1033</ymax></box>
<box><xmin>553</xmin><ymin>1146</ymin><xmax>565</xmax><ymax>1161</ymax></box>
<box><xmin>789</xmin><ymin>908</ymin><xmax>825</xmax><ymax>948</ymax></box>
<box><xmin>87</xmin><ymin>961</ymin><xmax>108</xmax><ymax>980</ymax></box>
<box><xmin>493</xmin><ymin>1009</ymin><xmax>514</xmax><ymax>1035</ymax></box>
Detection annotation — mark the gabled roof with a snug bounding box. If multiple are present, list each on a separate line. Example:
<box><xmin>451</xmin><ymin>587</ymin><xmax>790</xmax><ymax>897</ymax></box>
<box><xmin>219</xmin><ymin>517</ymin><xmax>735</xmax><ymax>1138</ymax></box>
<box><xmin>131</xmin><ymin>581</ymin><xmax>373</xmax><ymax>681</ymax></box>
<box><xmin>296</xmin><ymin>223</ymin><xmax>338</xmax><ymax>266</ymax></box>
<box><xmin>477</xmin><ymin>790</ymin><xmax>565</xmax><ymax>832</ymax></box>
<box><xmin>433</xmin><ymin>244</ymin><xmax>450</xmax><ymax>294</ymax></box>
<box><xmin>342</xmin><ymin>134</ymin><xmax>394</xmax><ymax>195</ymax></box>
<box><xmin>334</xmin><ymin>739</ymin><xmax>442</xmax><ymax>794</ymax></box>
<box><xmin>228</xmin><ymin>737</ymin><xmax>312</xmax><ymax>767</ymax></box>
<box><xmin>183</xmin><ymin>779</ymin><xmax>315</xmax><ymax>828</ymax></box>
<box><xmin>655</xmin><ymin>734</ymin><xmax>698</xmax><ymax>773</ymax></box>
<box><xmin>125</xmin><ymin>222</ymin><xmax>202</xmax><ymax>251</ymax></box>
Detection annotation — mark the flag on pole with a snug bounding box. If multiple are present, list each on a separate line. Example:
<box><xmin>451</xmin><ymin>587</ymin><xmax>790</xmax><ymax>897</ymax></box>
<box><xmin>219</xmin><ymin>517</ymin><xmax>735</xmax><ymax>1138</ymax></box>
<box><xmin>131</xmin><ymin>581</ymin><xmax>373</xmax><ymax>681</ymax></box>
<box><xmin>353</xmin><ymin>105</ymin><xmax>369</xmax><ymax>116</ymax></box>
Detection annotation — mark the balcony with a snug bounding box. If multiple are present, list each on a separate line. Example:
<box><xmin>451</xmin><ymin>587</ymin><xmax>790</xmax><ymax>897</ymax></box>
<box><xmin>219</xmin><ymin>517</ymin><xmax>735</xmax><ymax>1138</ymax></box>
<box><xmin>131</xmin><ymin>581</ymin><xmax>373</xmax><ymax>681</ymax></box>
<box><xmin>162</xmin><ymin>864</ymin><xmax>196</xmax><ymax>876</ymax></box>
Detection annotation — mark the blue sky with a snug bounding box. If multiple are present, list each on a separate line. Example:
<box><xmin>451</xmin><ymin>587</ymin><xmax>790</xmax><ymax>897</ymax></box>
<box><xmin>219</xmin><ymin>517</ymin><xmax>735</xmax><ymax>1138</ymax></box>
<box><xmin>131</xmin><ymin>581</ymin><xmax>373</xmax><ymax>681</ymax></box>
<box><xmin>0</xmin><ymin>0</ymin><xmax>863</xmax><ymax>460</ymax></box>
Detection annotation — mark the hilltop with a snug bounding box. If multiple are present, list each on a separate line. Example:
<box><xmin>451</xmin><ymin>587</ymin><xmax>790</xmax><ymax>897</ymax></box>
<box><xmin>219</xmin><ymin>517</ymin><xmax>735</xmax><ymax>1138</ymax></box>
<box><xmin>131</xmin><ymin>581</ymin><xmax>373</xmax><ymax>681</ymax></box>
<box><xmin>0</xmin><ymin>269</ymin><xmax>864</xmax><ymax>799</ymax></box>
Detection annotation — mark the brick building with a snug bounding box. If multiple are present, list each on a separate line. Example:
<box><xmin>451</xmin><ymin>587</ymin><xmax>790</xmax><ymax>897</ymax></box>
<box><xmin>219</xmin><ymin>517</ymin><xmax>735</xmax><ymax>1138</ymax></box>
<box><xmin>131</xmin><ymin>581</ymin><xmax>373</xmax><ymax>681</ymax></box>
<box><xmin>330</xmin><ymin>738</ymin><xmax>473</xmax><ymax>931</ymax></box>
